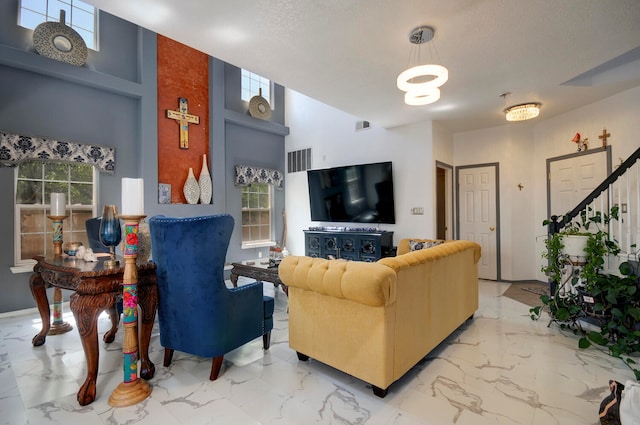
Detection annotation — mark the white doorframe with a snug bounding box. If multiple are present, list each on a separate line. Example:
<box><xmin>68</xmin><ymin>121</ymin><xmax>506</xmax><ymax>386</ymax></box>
<box><xmin>456</xmin><ymin>163</ymin><xmax>500</xmax><ymax>281</ymax></box>
<box><xmin>436</xmin><ymin>161</ymin><xmax>454</xmax><ymax>240</ymax></box>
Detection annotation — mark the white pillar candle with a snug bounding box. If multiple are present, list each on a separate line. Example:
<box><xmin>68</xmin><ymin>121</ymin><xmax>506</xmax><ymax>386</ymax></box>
<box><xmin>121</xmin><ymin>178</ymin><xmax>144</xmax><ymax>215</ymax></box>
<box><xmin>50</xmin><ymin>193</ymin><xmax>66</xmax><ymax>216</ymax></box>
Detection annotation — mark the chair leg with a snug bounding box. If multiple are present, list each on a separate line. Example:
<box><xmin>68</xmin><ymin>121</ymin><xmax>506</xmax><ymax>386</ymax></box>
<box><xmin>210</xmin><ymin>356</ymin><xmax>224</xmax><ymax>380</ymax></box>
<box><xmin>263</xmin><ymin>331</ymin><xmax>271</xmax><ymax>350</ymax></box>
<box><xmin>163</xmin><ymin>348</ymin><xmax>174</xmax><ymax>367</ymax></box>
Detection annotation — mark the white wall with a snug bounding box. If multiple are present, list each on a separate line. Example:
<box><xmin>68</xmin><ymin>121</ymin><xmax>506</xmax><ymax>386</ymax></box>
<box><xmin>454</xmin><ymin>85</ymin><xmax>640</xmax><ymax>282</ymax></box>
<box><xmin>284</xmin><ymin>90</ymin><xmax>438</xmax><ymax>256</ymax></box>
<box><xmin>285</xmin><ymin>84</ymin><xmax>640</xmax><ymax>281</ymax></box>
<box><xmin>532</xmin><ymin>85</ymin><xmax>640</xmax><ymax>281</ymax></box>
<box><xmin>453</xmin><ymin>124</ymin><xmax>537</xmax><ymax>281</ymax></box>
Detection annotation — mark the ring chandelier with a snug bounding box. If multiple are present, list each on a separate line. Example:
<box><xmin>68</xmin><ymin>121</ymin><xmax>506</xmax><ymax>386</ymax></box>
<box><xmin>397</xmin><ymin>26</ymin><xmax>448</xmax><ymax>106</ymax></box>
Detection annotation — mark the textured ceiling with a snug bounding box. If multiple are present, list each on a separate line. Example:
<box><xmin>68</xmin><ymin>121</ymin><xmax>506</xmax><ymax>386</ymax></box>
<box><xmin>84</xmin><ymin>0</ymin><xmax>640</xmax><ymax>132</ymax></box>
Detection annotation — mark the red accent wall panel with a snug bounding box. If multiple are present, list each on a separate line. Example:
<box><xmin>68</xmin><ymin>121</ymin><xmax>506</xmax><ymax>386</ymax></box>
<box><xmin>157</xmin><ymin>35</ymin><xmax>209</xmax><ymax>204</ymax></box>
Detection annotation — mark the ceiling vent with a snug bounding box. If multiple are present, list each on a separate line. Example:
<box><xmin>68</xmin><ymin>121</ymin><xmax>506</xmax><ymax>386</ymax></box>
<box><xmin>356</xmin><ymin>120</ymin><xmax>371</xmax><ymax>131</ymax></box>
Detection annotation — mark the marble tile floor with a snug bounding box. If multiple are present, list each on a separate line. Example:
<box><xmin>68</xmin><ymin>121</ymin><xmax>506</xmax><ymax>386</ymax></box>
<box><xmin>0</xmin><ymin>279</ymin><xmax>636</xmax><ymax>425</ymax></box>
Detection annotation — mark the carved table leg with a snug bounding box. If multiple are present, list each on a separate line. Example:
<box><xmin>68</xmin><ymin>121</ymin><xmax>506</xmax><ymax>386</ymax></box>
<box><xmin>29</xmin><ymin>272</ymin><xmax>50</xmax><ymax>346</ymax></box>
<box><xmin>70</xmin><ymin>292</ymin><xmax>112</xmax><ymax>406</ymax></box>
<box><xmin>230</xmin><ymin>271</ymin><xmax>238</xmax><ymax>288</ymax></box>
<box><xmin>138</xmin><ymin>282</ymin><xmax>157</xmax><ymax>380</ymax></box>
<box><xmin>103</xmin><ymin>301</ymin><xmax>120</xmax><ymax>343</ymax></box>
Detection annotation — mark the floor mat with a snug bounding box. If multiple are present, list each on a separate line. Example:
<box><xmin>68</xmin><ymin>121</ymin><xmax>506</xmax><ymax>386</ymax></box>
<box><xmin>501</xmin><ymin>282</ymin><xmax>549</xmax><ymax>307</ymax></box>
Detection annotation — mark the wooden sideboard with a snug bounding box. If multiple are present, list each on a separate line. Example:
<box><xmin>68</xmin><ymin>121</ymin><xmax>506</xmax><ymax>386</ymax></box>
<box><xmin>304</xmin><ymin>229</ymin><xmax>394</xmax><ymax>262</ymax></box>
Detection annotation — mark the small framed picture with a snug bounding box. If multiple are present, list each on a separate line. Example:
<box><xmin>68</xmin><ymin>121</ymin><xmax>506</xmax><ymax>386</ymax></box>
<box><xmin>158</xmin><ymin>183</ymin><xmax>171</xmax><ymax>204</ymax></box>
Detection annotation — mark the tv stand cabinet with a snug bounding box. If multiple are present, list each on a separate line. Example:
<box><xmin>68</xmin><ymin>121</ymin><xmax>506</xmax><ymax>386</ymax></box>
<box><xmin>304</xmin><ymin>229</ymin><xmax>394</xmax><ymax>262</ymax></box>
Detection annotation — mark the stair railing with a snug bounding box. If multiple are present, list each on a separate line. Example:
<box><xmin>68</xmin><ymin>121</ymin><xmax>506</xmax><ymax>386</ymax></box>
<box><xmin>548</xmin><ymin>146</ymin><xmax>640</xmax><ymax>263</ymax></box>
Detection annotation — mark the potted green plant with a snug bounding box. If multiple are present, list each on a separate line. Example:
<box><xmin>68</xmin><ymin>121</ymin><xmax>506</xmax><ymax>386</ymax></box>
<box><xmin>535</xmin><ymin>210</ymin><xmax>603</xmax><ymax>325</ymax></box>
<box><xmin>532</xmin><ymin>206</ymin><xmax>640</xmax><ymax>379</ymax></box>
<box><xmin>535</xmin><ymin>225</ymin><xmax>585</xmax><ymax>327</ymax></box>
<box><xmin>539</xmin><ymin>207</ymin><xmax>620</xmax><ymax>290</ymax></box>
<box><xmin>579</xmin><ymin>260</ymin><xmax>640</xmax><ymax>379</ymax></box>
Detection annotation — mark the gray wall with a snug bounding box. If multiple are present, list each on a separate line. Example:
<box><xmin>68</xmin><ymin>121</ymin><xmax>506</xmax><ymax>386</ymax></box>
<box><xmin>0</xmin><ymin>1</ymin><xmax>287</xmax><ymax>313</ymax></box>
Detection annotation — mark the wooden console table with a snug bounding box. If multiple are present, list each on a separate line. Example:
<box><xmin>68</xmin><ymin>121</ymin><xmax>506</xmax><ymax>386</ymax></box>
<box><xmin>229</xmin><ymin>261</ymin><xmax>288</xmax><ymax>296</ymax></box>
<box><xmin>29</xmin><ymin>255</ymin><xmax>158</xmax><ymax>406</ymax></box>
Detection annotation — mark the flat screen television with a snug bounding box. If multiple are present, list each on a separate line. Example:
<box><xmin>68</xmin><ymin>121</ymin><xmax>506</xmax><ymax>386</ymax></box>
<box><xmin>307</xmin><ymin>161</ymin><xmax>396</xmax><ymax>224</ymax></box>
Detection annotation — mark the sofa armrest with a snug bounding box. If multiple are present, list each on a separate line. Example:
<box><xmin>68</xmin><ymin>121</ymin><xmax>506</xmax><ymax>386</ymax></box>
<box><xmin>278</xmin><ymin>256</ymin><xmax>397</xmax><ymax>307</ymax></box>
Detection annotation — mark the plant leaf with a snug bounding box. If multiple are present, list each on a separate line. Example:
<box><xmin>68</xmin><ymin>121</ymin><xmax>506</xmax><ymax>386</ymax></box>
<box><xmin>529</xmin><ymin>306</ymin><xmax>541</xmax><ymax>320</ymax></box>
<box><xmin>578</xmin><ymin>337</ymin><xmax>591</xmax><ymax>349</ymax></box>
<box><xmin>587</xmin><ymin>331</ymin><xmax>609</xmax><ymax>346</ymax></box>
<box><xmin>555</xmin><ymin>308</ymin><xmax>570</xmax><ymax>321</ymax></box>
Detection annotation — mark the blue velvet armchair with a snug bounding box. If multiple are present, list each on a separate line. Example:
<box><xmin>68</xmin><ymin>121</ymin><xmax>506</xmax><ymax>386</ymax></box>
<box><xmin>148</xmin><ymin>214</ymin><xmax>274</xmax><ymax>380</ymax></box>
<box><xmin>85</xmin><ymin>217</ymin><xmax>110</xmax><ymax>254</ymax></box>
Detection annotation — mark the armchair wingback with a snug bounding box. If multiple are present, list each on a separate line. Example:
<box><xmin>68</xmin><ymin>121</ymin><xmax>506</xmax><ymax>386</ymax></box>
<box><xmin>85</xmin><ymin>217</ymin><xmax>110</xmax><ymax>253</ymax></box>
<box><xmin>148</xmin><ymin>214</ymin><xmax>274</xmax><ymax>380</ymax></box>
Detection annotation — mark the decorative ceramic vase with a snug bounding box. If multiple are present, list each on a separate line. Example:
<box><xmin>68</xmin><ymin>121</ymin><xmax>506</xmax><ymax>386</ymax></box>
<box><xmin>183</xmin><ymin>167</ymin><xmax>200</xmax><ymax>204</ymax></box>
<box><xmin>199</xmin><ymin>154</ymin><xmax>212</xmax><ymax>204</ymax></box>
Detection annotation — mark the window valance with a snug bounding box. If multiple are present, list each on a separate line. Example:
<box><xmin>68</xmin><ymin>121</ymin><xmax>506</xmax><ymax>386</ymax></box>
<box><xmin>234</xmin><ymin>165</ymin><xmax>283</xmax><ymax>190</ymax></box>
<box><xmin>0</xmin><ymin>131</ymin><xmax>115</xmax><ymax>174</ymax></box>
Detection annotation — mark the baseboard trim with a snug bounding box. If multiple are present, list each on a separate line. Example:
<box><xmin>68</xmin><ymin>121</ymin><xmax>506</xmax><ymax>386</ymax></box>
<box><xmin>0</xmin><ymin>302</ymin><xmax>70</xmax><ymax>319</ymax></box>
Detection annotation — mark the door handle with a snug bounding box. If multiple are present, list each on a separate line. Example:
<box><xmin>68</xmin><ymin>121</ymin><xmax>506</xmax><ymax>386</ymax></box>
<box><xmin>490</xmin><ymin>226</ymin><xmax>495</xmax><ymax>231</ymax></box>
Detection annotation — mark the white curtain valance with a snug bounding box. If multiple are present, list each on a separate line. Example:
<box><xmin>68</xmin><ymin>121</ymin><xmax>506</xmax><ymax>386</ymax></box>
<box><xmin>0</xmin><ymin>131</ymin><xmax>115</xmax><ymax>174</ymax></box>
<box><xmin>234</xmin><ymin>165</ymin><xmax>283</xmax><ymax>190</ymax></box>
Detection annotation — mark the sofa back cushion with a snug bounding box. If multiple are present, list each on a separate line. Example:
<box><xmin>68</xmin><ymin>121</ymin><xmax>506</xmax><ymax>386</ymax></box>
<box><xmin>278</xmin><ymin>256</ymin><xmax>397</xmax><ymax>307</ymax></box>
<box><xmin>382</xmin><ymin>240</ymin><xmax>481</xmax><ymax>271</ymax></box>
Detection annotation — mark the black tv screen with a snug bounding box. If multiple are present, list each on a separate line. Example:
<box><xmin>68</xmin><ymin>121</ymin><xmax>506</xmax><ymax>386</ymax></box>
<box><xmin>307</xmin><ymin>161</ymin><xmax>396</xmax><ymax>224</ymax></box>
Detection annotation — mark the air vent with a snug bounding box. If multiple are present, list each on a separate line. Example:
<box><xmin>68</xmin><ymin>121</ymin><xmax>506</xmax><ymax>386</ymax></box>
<box><xmin>288</xmin><ymin>148</ymin><xmax>312</xmax><ymax>173</ymax></box>
<box><xmin>356</xmin><ymin>120</ymin><xmax>371</xmax><ymax>131</ymax></box>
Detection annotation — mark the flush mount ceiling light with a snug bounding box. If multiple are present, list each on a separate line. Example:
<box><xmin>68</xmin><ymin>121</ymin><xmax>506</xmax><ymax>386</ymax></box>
<box><xmin>504</xmin><ymin>102</ymin><xmax>542</xmax><ymax>121</ymax></box>
<box><xmin>500</xmin><ymin>92</ymin><xmax>542</xmax><ymax>121</ymax></box>
<box><xmin>397</xmin><ymin>26</ymin><xmax>448</xmax><ymax>106</ymax></box>
<box><xmin>504</xmin><ymin>103</ymin><xmax>541</xmax><ymax>121</ymax></box>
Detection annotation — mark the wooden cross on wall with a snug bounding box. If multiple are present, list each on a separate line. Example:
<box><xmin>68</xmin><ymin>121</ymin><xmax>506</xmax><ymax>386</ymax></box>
<box><xmin>598</xmin><ymin>128</ymin><xmax>611</xmax><ymax>148</ymax></box>
<box><xmin>166</xmin><ymin>98</ymin><xmax>200</xmax><ymax>149</ymax></box>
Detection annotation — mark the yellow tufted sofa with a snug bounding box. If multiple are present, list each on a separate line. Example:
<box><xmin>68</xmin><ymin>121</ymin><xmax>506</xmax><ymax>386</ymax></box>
<box><xmin>278</xmin><ymin>238</ymin><xmax>481</xmax><ymax>397</ymax></box>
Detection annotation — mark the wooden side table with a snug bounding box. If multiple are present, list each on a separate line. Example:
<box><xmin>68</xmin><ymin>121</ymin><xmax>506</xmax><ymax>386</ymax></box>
<box><xmin>229</xmin><ymin>261</ymin><xmax>288</xmax><ymax>296</ymax></box>
<box><xmin>29</xmin><ymin>255</ymin><xmax>158</xmax><ymax>406</ymax></box>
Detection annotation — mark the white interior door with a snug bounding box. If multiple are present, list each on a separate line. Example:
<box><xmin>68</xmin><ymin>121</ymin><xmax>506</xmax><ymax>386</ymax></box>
<box><xmin>548</xmin><ymin>151</ymin><xmax>609</xmax><ymax>218</ymax></box>
<box><xmin>458</xmin><ymin>165</ymin><xmax>498</xmax><ymax>280</ymax></box>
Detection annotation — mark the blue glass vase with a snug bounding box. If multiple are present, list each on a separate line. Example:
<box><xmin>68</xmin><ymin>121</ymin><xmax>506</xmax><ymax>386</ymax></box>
<box><xmin>99</xmin><ymin>205</ymin><xmax>121</xmax><ymax>267</ymax></box>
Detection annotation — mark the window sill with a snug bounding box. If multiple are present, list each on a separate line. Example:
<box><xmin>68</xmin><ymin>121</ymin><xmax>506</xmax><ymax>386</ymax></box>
<box><xmin>11</xmin><ymin>263</ymin><xmax>35</xmax><ymax>274</ymax></box>
<box><xmin>241</xmin><ymin>241</ymin><xmax>276</xmax><ymax>250</ymax></box>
